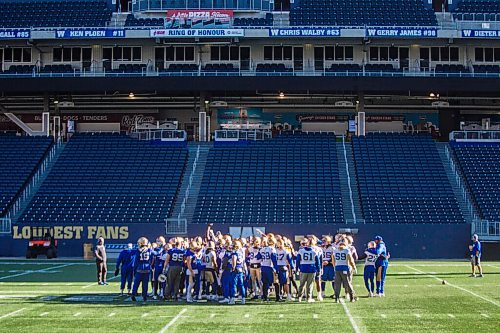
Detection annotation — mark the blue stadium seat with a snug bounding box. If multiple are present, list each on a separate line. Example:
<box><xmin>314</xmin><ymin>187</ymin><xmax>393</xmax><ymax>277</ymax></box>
<box><xmin>19</xmin><ymin>133</ymin><xmax>188</xmax><ymax>224</ymax></box>
<box><xmin>451</xmin><ymin>142</ymin><xmax>499</xmax><ymax>220</ymax></box>
<box><xmin>193</xmin><ymin>133</ymin><xmax>344</xmax><ymax>224</ymax></box>
<box><xmin>352</xmin><ymin>133</ymin><xmax>464</xmax><ymax>224</ymax></box>
<box><xmin>0</xmin><ymin>0</ymin><xmax>112</xmax><ymax>28</ymax></box>
<box><xmin>0</xmin><ymin>135</ymin><xmax>53</xmax><ymax>217</ymax></box>
<box><xmin>290</xmin><ymin>0</ymin><xmax>438</xmax><ymax>27</ymax></box>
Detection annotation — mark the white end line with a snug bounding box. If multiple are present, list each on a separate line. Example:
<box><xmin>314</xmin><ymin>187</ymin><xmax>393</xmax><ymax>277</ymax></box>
<box><xmin>405</xmin><ymin>265</ymin><xmax>499</xmax><ymax>308</ymax></box>
<box><xmin>340</xmin><ymin>299</ymin><xmax>362</xmax><ymax>333</ymax></box>
<box><xmin>0</xmin><ymin>308</ymin><xmax>26</xmax><ymax>319</ymax></box>
<box><xmin>159</xmin><ymin>308</ymin><xmax>187</xmax><ymax>333</ymax></box>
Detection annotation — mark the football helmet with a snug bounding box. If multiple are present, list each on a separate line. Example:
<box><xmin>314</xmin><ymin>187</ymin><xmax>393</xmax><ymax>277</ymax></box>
<box><xmin>137</xmin><ymin>237</ymin><xmax>149</xmax><ymax>247</ymax></box>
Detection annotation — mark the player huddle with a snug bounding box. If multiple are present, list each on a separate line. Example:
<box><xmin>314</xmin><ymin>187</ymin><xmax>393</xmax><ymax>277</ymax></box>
<box><xmin>114</xmin><ymin>226</ymin><xmax>390</xmax><ymax>304</ymax></box>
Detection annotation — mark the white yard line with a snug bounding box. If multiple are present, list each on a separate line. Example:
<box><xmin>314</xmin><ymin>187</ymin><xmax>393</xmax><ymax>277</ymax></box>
<box><xmin>0</xmin><ymin>264</ymin><xmax>74</xmax><ymax>281</ymax></box>
<box><xmin>405</xmin><ymin>265</ymin><xmax>499</xmax><ymax>308</ymax></box>
<box><xmin>142</xmin><ymin>313</ymin><xmax>150</xmax><ymax>318</ymax></box>
<box><xmin>108</xmin><ymin>312</ymin><xmax>116</xmax><ymax>317</ymax></box>
<box><xmin>340</xmin><ymin>299</ymin><xmax>362</xmax><ymax>333</ymax></box>
<box><xmin>0</xmin><ymin>308</ymin><xmax>26</xmax><ymax>319</ymax></box>
<box><xmin>447</xmin><ymin>314</ymin><xmax>455</xmax><ymax>318</ymax></box>
<box><xmin>73</xmin><ymin>312</ymin><xmax>81</xmax><ymax>317</ymax></box>
<box><xmin>158</xmin><ymin>308</ymin><xmax>187</xmax><ymax>333</ymax></box>
<box><xmin>81</xmin><ymin>275</ymin><xmax>119</xmax><ymax>289</ymax></box>
<box><xmin>40</xmin><ymin>312</ymin><xmax>49</xmax><ymax>317</ymax></box>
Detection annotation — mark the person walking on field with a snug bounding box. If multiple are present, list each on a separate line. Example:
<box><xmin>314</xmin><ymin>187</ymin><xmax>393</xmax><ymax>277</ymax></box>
<box><xmin>95</xmin><ymin>237</ymin><xmax>108</xmax><ymax>285</ymax></box>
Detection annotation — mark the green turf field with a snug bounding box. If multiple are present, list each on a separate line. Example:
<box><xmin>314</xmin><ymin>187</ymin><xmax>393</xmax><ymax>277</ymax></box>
<box><xmin>0</xmin><ymin>259</ymin><xmax>498</xmax><ymax>333</ymax></box>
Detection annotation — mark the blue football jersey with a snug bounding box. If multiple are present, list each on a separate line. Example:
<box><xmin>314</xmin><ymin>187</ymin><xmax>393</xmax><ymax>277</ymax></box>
<box><xmin>133</xmin><ymin>248</ymin><xmax>153</xmax><ymax>273</ymax></box>
<box><xmin>167</xmin><ymin>248</ymin><xmax>185</xmax><ymax>267</ymax></box>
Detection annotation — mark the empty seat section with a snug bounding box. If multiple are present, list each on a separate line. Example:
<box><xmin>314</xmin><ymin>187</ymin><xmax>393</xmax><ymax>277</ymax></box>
<box><xmin>193</xmin><ymin>132</ymin><xmax>344</xmax><ymax>224</ymax></box>
<box><xmin>352</xmin><ymin>133</ymin><xmax>464</xmax><ymax>223</ymax></box>
<box><xmin>0</xmin><ymin>135</ymin><xmax>53</xmax><ymax>216</ymax></box>
<box><xmin>19</xmin><ymin>133</ymin><xmax>188</xmax><ymax>224</ymax></box>
<box><xmin>290</xmin><ymin>0</ymin><xmax>438</xmax><ymax>26</ymax></box>
<box><xmin>454</xmin><ymin>0</ymin><xmax>500</xmax><ymax>21</ymax></box>
<box><xmin>0</xmin><ymin>0</ymin><xmax>112</xmax><ymax>28</ymax></box>
<box><xmin>451</xmin><ymin>142</ymin><xmax>499</xmax><ymax>220</ymax></box>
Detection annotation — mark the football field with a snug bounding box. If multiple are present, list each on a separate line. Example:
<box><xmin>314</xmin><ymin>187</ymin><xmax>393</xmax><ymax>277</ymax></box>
<box><xmin>0</xmin><ymin>259</ymin><xmax>498</xmax><ymax>333</ymax></box>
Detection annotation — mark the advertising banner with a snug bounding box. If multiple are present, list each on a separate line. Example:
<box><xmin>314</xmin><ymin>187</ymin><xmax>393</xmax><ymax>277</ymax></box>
<box><xmin>0</xmin><ymin>29</ymin><xmax>30</xmax><ymax>39</ymax></box>
<box><xmin>166</xmin><ymin>10</ymin><xmax>233</xmax><ymax>29</ymax></box>
<box><xmin>365</xmin><ymin>28</ymin><xmax>437</xmax><ymax>38</ymax></box>
<box><xmin>269</xmin><ymin>28</ymin><xmax>341</xmax><ymax>37</ymax></box>
<box><xmin>461</xmin><ymin>29</ymin><xmax>500</xmax><ymax>38</ymax></box>
<box><xmin>150</xmin><ymin>29</ymin><xmax>244</xmax><ymax>38</ymax></box>
<box><xmin>55</xmin><ymin>29</ymin><xmax>126</xmax><ymax>39</ymax></box>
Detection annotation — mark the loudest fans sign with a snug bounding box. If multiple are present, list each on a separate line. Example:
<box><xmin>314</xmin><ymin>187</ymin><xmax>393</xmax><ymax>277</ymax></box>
<box><xmin>166</xmin><ymin>10</ymin><xmax>233</xmax><ymax>29</ymax></box>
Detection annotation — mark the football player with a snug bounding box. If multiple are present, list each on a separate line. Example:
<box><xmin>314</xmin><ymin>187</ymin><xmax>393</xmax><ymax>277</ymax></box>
<box><xmin>257</xmin><ymin>237</ymin><xmax>278</xmax><ymax>302</ymax></box>
<box><xmin>374</xmin><ymin>235</ymin><xmax>389</xmax><ymax>297</ymax></box>
<box><xmin>163</xmin><ymin>238</ymin><xmax>185</xmax><ymax>301</ymax></box>
<box><xmin>470</xmin><ymin>234</ymin><xmax>483</xmax><ymax>278</ymax></box>
<box><xmin>332</xmin><ymin>239</ymin><xmax>357</xmax><ymax>303</ymax></box>
<box><xmin>360</xmin><ymin>241</ymin><xmax>378</xmax><ymax>297</ymax></box>
<box><xmin>219</xmin><ymin>240</ymin><xmax>233</xmax><ymax>303</ymax></box>
<box><xmin>229</xmin><ymin>240</ymin><xmax>247</xmax><ymax>305</ymax></box>
<box><xmin>321</xmin><ymin>236</ymin><xmax>335</xmax><ymax>298</ymax></box>
<box><xmin>203</xmin><ymin>241</ymin><xmax>218</xmax><ymax>301</ymax></box>
<box><xmin>185</xmin><ymin>241</ymin><xmax>202</xmax><ymax>303</ymax></box>
<box><xmin>131</xmin><ymin>237</ymin><xmax>153</xmax><ymax>302</ymax></box>
<box><xmin>275</xmin><ymin>239</ymin><xmax>293</xmax><ymax>301</ymax></box>
<box><xmin>296</xmin><ymin>238</ymin><xmax>320</xmax><ymax>303</ymax></box>
<box><xmin>115</xmin><ymin>243</ymin><xmax>134</xmax><ymax>296</ymax></box>
<box><xmin>151</xmin><ymin>236</ymin><xmax>166</xmax><ymax>300</ymax></box>
<box><xmin>247</xmin><ymin>237</ymin><xmax>262</xmax><ymax>299</ymax></box>
<box><xmin>309</xmin><ymin>235</ymin><xmax>324</xmax><ymax>301</ymax></box>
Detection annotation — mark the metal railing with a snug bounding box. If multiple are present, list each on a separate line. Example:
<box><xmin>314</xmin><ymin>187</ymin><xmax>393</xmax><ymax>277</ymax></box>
<box><xmin>444</xmin><ymin>144</ymin><xmax>480</xmax><ymax>222</ymax></box>
<box><xmin>5</xmin><ymin>138</ymin><xmax>62</xmax><ymax>219</ymax></box>
<box><xmin>473</xmin><ymin>220</ymin><xmax>500</xmax><ymax>238</ymax></box>
<box><xmin>449</xmin><ymin>130</ymin><xmax>500</xmax><ymax>141</ymax></box>
<box><xmin>214</xmin><ymin>129</ymin><xmax>272</xmax><ymax>141</ymax></box>
<box><xmin>172</xmin><ymin>146</ymin><xmax>202</xmax><ymax>221</ymax></box>
<box><xmin>0</xmin><ymin>218</ymin><xmax>12</xmax><ymax>234</ymax></box>
<box><xmin>131</xmin><ymin>129</ymin><xmax>187</xmax><ymax>141</ymax></box>
<box><xmin>165</xmin><ymin>218</ymin><xmax>188</xmax><ymax>235</ymax></box>
<box><xmin>342</xmin><ymin>135</ymin><xmax>357</xmax><ymax>223</ymax></box>
<box><xmin>2</xmin><ymin>69</ymin><xmax>500</xmax><ymax>78</ymax></box>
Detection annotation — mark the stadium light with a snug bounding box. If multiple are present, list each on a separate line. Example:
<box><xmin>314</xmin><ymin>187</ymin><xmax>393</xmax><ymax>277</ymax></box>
<box><xmin>128</xmin><ymin>92</ymin><xmax>135</xmax><ymax>98</ymax></box>
<box><xmin>429</xmin><ymin>93</ymin><xmax>435</xmax><ymax>97</ymax></box>
<box><xmin>279</xmin><ymin>92</ymin><xmax>285</xmax><ymax>98</ymax></box>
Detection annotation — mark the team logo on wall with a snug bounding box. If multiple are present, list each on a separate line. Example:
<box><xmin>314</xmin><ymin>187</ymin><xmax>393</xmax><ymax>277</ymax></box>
<box><xmin>121</xmin><ymin>115</ymin><xmax>156</xmax><ymax>131</ymax></box>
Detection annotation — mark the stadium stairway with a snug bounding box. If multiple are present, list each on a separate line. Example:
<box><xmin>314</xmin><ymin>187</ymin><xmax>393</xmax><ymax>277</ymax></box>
<box><xmin>435</xmin><ymin>12</ymin><xmax>455</xmax><ymax>30</ymax></box>
<box><xmin>336</xmin><ymin>141</ymin><xmax>363</xmax><ymax>222</ymax></box>
<box><xmin>10</xmin><ymin>141</ymin><xmax>66</xmax><ymax>223</ymax></box>
<box><xmin>170</xmin><ymin>143</ymin><xmax>211</xmax><ymax>222</ymax></box>
<box><xmin>436</xmin><ymin>142</ymin><xmax>477</xmax><ymax>223</ymax></box>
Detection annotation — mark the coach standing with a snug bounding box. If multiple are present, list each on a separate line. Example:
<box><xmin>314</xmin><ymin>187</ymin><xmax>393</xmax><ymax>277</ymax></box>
<box><xmin>95</xmin><ymin>237</ymin><xmax>108</xmax><ymax>285</ymax></box>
